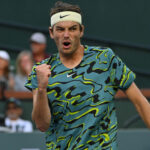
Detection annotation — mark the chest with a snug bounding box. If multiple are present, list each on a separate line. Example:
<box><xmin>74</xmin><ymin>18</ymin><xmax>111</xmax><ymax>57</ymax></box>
<box><xmin>48</xmin><ymin>59</ymin><xmax>110</xmax><ymax>97</ymax></box>
<box><xmin>5</xmin><ymin>120</ymin><xmax>25</xmax><ymax>132</ymax></box>
<box><xmin>47</xmin><ymin>58</ymin><xmax>116</xmax><ymax>115</ymax></box>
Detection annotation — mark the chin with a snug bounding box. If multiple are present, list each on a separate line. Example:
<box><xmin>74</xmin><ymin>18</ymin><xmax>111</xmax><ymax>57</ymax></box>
<box><xmin>62</xmin><ymin>49</ymin><xmax>75</xmax><ymax>56</ymax></box>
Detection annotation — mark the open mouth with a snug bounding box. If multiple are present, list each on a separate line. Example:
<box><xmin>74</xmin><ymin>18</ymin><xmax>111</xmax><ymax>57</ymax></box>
<box><xmin>63</xmin><ymin>42</ymin><xmax>71</xmax><ymax>48</ymax></box>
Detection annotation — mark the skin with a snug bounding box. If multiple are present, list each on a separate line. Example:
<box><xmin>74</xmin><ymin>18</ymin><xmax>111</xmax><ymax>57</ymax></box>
<box><xmin>49</xmin><ymin>21</ymin><xmax>84</xmax><ymax>69</ymax></box>
<box><xmin>19</xmin><ymin>55</ymin><xmax>33</xmax><ymax>76</ymax></box>
<box><xmin>31</xmin><ymin>42</ymin><xmax>47</xmax><ymax>62</ymax></box>
<box><xmin>6</xmin><ymin>103</ymin><xmax>22</xmax><ymax>121</ymax></box>
<box><xmin>32</xmin><ymin>65</ymin><xmax>51</xmax><ymax>131</ymax></box>
<box><xmin>31</xmin><ymin>42</ymin><xmax>46</xmax><ymax>55</ymax></box>
<box><xmin>0</xmin><ymin>57</ymin><xmax>9</xmax><ymax>76</ymax></box>
<box><xmin>32</xmin><ymin>21</ymin><xmax>84</xmax><ymax>132</ymax></box>
<box><xmin>32</xmin><ymin>21</ymin><xmax>150</xmax><ymax>132</ymax></box>
<box><xmin>125</xmin><ymin>83</ymin><xmax>150</xmax><ymax>128</ymax></box>
<box><xmin>0</xmin><ymin>57</ymin><xmax>14</xmax><ymax>90</ymax></box>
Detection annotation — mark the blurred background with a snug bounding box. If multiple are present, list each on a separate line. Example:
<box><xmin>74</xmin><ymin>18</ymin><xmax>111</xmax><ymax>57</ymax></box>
<box><xmin>0</xmin><ymin>0</ymin><xmax>150</xmax><ymax>150</ymax></box>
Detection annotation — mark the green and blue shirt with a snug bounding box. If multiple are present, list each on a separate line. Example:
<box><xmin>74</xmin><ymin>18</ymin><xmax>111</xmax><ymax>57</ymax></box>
<box><xmin>25</xmin><ymin>46</ymin><xmax>136</xmax><ymax>150</ymax></box>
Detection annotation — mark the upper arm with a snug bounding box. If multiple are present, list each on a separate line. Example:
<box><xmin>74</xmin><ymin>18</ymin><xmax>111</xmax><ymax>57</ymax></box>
<box><xmin>125</xmin><ymin>82</ymin><xmax>145</xmax><ymax>105</ymax></box>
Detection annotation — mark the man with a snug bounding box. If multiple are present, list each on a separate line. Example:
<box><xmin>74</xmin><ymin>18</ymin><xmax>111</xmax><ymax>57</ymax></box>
<box><xmin>0</xmin><ymin>50</ymin><xmax>14</xmax><ymax>91</ymax></box>
<box><xmin>5</xmin><ymin>98</ymin><xmax>33</xmax><ymax>132</ymax></box>
<box><xmin>30</xmin><ymin>32</ymin><xmax>50</xmax><ymax>62</ymax></box>
<box><xmin>25</xmin><ymin>1</ymin><xmax>150</xmax><ymax>150</ymax></box>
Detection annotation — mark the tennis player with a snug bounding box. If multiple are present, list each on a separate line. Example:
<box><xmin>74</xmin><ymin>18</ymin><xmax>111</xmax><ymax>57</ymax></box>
<box><xmin>25</xmin><ymin>1</ymin><xmax>150</xmax><ymax>150</ymax></box>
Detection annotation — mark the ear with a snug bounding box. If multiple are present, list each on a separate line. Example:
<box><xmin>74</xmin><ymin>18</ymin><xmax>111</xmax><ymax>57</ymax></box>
<box><xmin>80</xmin><ymin>25</ymin><xmax>84</xmax><ymax>38</ymax></box>
<box><xmin>49</xmin><ymin>27</ymin><xmax>54</xmax><ymax>39</ymax></box>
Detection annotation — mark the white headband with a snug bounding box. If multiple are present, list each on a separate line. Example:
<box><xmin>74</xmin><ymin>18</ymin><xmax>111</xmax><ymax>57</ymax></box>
<box><xmin>51</xmin><ymin>11</ymin><xmax>82</xmax><ymax>27</ymax></box>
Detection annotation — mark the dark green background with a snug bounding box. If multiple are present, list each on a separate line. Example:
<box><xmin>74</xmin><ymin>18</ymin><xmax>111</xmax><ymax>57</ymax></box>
<box><xmin>0</xmin><ymin>0</ymin><xmax>150</xmax><ymax>128</ymax></box>
<box><xmin>0</xmin><ymin>0</ymin><xmax>149</xmax><ymax>87</ymax></box>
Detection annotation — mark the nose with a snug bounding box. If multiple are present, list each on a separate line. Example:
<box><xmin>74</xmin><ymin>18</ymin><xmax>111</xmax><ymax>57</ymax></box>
<box><xmin>64</xmin><ymin>30</ymin><xmax>69</xmax><ymax>38</ymax></box>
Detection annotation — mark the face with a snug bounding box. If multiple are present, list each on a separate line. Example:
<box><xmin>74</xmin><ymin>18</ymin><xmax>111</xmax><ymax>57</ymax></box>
<box><xmin>49</xmin><ymin>21</ymin><xmax>84</xmax><ymax>56</ymax></box>
<box><xmin>30</xmin><ymin>42</ymin><xmax>46</xmax><ymax>55</ymax></box>
<box><xmin>6</xmin><ymin>103</ymin><xmax>22</xmax><ymax>120</ymax></box>
<box><xmin>20</xmin><ymin>55</ymin><xmax>32</xmax><ymax>69</ymax></box>
<box><xmin>0</xmin><ymin>57</ymin><xmax>9</xmax><ymax>70</ymax></box>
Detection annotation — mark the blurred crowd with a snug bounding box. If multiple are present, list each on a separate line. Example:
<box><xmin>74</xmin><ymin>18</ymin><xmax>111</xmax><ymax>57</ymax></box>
<box><xmin>0</xmin><ymin>98</ymin><xmax>33</xmax><ymax>133</ymax></box>
<box><xmin>0</xmin><ymin>32</ymin><xmax>50</xmax><ymax>133</ymax></box>
<box><xmin>0</xmin><ymin>32</ymin><xmax>50</xmax><ymax>91</ymax></box>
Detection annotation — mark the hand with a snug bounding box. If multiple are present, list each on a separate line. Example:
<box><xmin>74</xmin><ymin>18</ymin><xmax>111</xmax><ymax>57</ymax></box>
<box><xmin>36</xmin><ymin>64</ymin><xmax>51</xmax><ymax>90</ymax></box>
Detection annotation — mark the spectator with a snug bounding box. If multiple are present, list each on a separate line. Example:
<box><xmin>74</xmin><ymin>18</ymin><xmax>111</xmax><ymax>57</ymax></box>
<box><xmin>14</xmin><ymin>51</ymin><xmax>33</xmax><ymax>91</ymax></box>
<box><xmin>5</xmin><ymin>98</ymin><xmax>33</xmax><ymax>132</ymax></box>
<box><xmin>0</xmin><ymin>50</ymin><xmax>14</xmax><ymax>91</ymax></box>
<box><xmin>30</xmin><ymin>32</ymin><xmax>50</xmax><ymax>62</ymax></box>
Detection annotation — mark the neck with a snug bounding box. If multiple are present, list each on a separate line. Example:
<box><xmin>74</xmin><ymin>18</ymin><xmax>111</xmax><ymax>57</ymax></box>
<box><xmin>19</xmin><ymin>70</ymin><xmax>28</xmax><ymax>76</ymax></box>
<box><xmin>59</xmin><ymin>44</ymin><xmax>84</xmax><ymax>69</ymax></box>
<box><xmin>0</xmin><ymin>70</ymin><xmax>4</xmax><ymax>76</ymax></box>
<box><xmin>33</xmin><ymin>53</ymin><xmax>45</xmax><ymax>62</ymax></box>
<box><xmin>9</xmin><ymin>118</ymin><xmax>19</xmax><ymax>121</ymax></box>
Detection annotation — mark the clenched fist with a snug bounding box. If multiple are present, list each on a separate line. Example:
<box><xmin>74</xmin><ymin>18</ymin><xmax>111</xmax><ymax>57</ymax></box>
<box><xmin>36</xmin><ymin>64</ymin><xmax>51</xmax><ymax>90</ymax></box>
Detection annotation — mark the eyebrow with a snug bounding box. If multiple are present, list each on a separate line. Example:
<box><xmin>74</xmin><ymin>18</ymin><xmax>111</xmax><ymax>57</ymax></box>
<box><xmin>69</xmin><ymin>25</ymin><xmax>78</xmax><ymax>29</ymax></box>
<box><xmin>55</xmin><ymin>26</ymin><xmax>64</xmax><ymax>29</ymax></box>
<box><xmin>55</xmin><ymin>25</ymin><xmax>78</xmax><ymax>29</ymax></box>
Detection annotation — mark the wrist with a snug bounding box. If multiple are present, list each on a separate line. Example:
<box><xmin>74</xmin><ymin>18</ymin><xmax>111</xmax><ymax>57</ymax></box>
<box><xmin>38</xmin><ymin>87</ymin><xmax>47</xmax><ymax>93</ymax></box>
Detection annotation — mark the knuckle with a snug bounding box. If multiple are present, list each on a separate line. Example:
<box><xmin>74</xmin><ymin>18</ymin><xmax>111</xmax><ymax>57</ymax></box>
<box><xmin>36</xmin><ymin>64</ymin><xmax>50</xmax><ymax>73</ymax></box>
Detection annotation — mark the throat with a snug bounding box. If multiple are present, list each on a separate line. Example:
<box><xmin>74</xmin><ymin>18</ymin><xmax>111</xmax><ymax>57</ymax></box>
<box><xmin>60</xmin><ymin>45</ymin><xmax>84</xmax><ymax>69</ymax></box>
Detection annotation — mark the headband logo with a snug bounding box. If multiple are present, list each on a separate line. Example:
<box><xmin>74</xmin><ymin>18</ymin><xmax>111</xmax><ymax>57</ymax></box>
<box><xmin>51</xmin><ymin>11</ymin><xmax>82</xmax><ymax>27</ymax></box>
<box><xmin>60</xmin><ymin>14</ymin><xmax>70</xmax><ymax>19</ymax></box>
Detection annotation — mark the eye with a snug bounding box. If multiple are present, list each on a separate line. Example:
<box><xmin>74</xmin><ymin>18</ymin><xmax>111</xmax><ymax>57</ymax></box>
<box><xmin>70</xmin><ymin>27</ymin><xmax>77</xmax><ymax>31</ymax></box>
<box><xmin>56</xmin><ymin>28</ymin><xmax>64</xmax><ymax>32</ymax></box>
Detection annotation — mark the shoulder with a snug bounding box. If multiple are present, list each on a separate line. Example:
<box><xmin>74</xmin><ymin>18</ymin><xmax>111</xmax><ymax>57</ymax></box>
<box><xmin>5</xmin><ymin>117</ymin><xmax>10</xmax><ymax>125</ymax></box>
<box><xmin>85</xmin><ymin>45</ymin><xmax>115</xmax><ymax>59</ymax></box>
<box><xmin>85</xmin><ymin>45</ymin><xmax>114</xmax><ymax>54</ymax></box>
<box><xmin>31</xmin><ymin>54</ymin><xmax>57</xmax><ymax>74</ymax></box>
<box><xmin>19</xmin><ymin>119</ymin><xmax>32</xmax><ymax>126</ymax></box>
<box><xmin>34</xmin><ymin>54</ymin><xmax>57</xmax><ymax>67</ymax></box>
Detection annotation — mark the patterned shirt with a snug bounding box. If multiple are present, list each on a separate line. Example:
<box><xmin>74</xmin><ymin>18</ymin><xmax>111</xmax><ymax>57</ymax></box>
<box><xmin>25</xmin><ymin>45</ymin><xmax>136</xmax><ymax>150</ymax></box>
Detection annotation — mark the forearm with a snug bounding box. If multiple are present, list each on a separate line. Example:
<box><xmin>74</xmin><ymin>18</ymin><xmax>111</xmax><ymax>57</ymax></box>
<box><xmin>125</xmin><ymin>83</ymin><xmax>150</xmax><ymax>128</ymax></box>
<box><xmin>32</xmin><ymin>89</ymin><xmax>51</xmax><ymax>131</ymax></box>
<box><xmin>132</xmin><ymin>94</ymin><xmax>150</xmax><ymax>128</ymax></box>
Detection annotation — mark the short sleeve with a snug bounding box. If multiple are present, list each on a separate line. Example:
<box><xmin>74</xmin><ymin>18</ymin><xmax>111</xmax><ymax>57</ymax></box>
<box><xmin>108</xmin><ymin>48</ymin><xmax>136</xmax><ymax>90</ymax></box>
<box><xmin>24</xmin><ymin>65</ymin><xmax>38</xmax><ymax>91</ymax></box>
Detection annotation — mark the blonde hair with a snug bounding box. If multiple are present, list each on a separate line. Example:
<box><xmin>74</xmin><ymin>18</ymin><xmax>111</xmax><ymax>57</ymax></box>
<box><xmin>16</xmin><ymin>51</ymin><xmax>33</xmax><ymax>76</ymax></box>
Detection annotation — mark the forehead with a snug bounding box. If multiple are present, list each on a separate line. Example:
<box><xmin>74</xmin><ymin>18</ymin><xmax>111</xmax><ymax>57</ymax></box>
<box><xmin>0</xmin><ymin>57</ymin><xmax>8</xmax><ymax>62</ymax></box>
<box><xmin>21</xmin><ymin>55</ymin><xmax>30</xmax><ymax>60</ymax></box>
<box><xmin>7</xmin><ymin>103</ymin><xmax>16</xmax><ymax>107</ymax></box>
<box><xmin>54</xmin><ymin>21</ymin><xmax>79</xmax><ymax>28</ymax></box>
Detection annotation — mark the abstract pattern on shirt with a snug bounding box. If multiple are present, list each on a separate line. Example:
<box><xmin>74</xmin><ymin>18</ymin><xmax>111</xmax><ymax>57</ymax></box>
<box><xmin>25</xmin><ymin>46</ymin><xmax>136</xmax><ymax>150</ymax></box>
